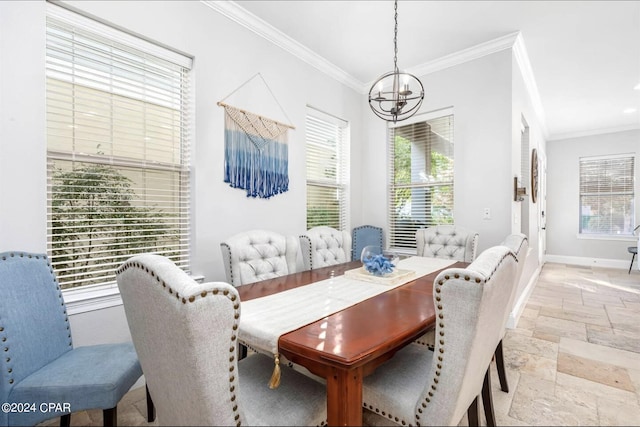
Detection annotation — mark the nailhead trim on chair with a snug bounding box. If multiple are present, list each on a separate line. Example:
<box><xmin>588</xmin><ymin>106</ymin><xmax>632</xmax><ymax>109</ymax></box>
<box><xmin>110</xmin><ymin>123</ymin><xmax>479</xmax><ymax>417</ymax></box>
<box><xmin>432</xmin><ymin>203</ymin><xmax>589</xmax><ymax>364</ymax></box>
<box><xmin>512</xmin><ymin>236</ymin><xmax>527</xmax><ymax>255</ymax></box>
<box><xmin>352</xmin><ymin>225</ymin><xmax>383</xmax><ymax>260</ymax></box>
<box><xmin>470</xmin><ymin>234</ymin><xmax>478</xmax><ymax>262</ymax></box>
<box><xmin>363</xmin><ymin>250</ymin><xmax>516</xmax><ymax>426</ymax></box>
<box><xmin>220</xmin><ymin>242</ymin><xmax>236</xmax><ymax>286</ymax></box>
<box><xmin>117</xmin><ymin>260</ymin><xmax>243</xmax><ymax>426</ymax></box>
<box><xmin>299</xmin><ymin>235</ymin><xmax>313</xmax><ymax>270</ymax></box>
<box><xmin>413</xmin><ymin>250</ymin><xmax>515</xmax><ymax>426</ymax></box>
<box><xmin>1</xmin><ymin>252</ymin><xmax>72</xmax><ymax>387</ymax></box>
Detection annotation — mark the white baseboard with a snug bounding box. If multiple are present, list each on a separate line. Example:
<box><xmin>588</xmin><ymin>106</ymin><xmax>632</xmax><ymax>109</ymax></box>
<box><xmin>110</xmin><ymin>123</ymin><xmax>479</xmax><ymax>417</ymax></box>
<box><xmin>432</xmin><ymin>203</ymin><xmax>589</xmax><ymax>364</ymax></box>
<box><xmin>544</xmin><ymin>254</ymin><xmax>632</xmax><ymax>270</ymax></box>
<box><xmin>506</xmin><ymin>264</ymin><xmax>541</xmax><ymax>329</ymax></box>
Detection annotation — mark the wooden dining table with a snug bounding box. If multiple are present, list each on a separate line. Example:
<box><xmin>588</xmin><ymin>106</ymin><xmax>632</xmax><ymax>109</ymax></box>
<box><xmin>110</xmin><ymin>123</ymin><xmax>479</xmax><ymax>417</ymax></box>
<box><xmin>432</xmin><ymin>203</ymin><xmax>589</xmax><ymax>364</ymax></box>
<box><xmin>236</xmin><ymin>259</ymin><xmax>467</xmax><ymax>426</ymax></box>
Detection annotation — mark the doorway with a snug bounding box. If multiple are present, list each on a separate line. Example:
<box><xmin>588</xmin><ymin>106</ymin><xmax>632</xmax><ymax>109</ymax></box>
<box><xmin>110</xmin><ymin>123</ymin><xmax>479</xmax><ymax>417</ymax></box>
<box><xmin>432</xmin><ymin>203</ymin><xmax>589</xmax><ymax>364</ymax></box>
<box><xmin>520</xmin><ymin>118</ymin><xmax>530</xmax><ymax>237</ymax></box>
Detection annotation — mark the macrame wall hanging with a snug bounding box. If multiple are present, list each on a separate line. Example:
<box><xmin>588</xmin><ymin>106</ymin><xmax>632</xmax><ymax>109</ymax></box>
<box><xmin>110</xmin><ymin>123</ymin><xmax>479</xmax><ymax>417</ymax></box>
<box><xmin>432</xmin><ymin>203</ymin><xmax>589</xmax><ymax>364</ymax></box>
<box><xmin>218</xmin><ymin>73</ymin><xmax>295</xmax><ymax>199</ymax></box>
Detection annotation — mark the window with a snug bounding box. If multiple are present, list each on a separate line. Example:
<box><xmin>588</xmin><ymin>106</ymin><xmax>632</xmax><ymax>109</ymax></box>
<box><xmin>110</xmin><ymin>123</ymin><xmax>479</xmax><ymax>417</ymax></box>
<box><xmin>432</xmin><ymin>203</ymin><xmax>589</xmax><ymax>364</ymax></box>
<box><xmin>579</xmin><ymin>154</ymin><xmax>635</xmax><ymax>236</ymax></box>
<box><xmin>305</xmin><ymin>107</ymin><xmax>350</xmax><ymax>231</ymax></box>
<box><xmin>388</xmin><ymin>113</ymin><xmax>454</xmax><ymax>250</ymax></box>
<box><xmin>46</xmin><ymin>6</ymin><xmax>192</xmax><ymax>289</ymax></box>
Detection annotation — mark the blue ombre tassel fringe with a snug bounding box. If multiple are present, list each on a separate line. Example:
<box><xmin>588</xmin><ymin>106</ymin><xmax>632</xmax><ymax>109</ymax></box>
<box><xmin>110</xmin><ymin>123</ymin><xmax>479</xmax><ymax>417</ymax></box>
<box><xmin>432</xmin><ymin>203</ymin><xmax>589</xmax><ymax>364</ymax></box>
<box><xmin>223</xmin><ymin>127</ymin><xmax>289</xmax><ymax>199</ymax></box>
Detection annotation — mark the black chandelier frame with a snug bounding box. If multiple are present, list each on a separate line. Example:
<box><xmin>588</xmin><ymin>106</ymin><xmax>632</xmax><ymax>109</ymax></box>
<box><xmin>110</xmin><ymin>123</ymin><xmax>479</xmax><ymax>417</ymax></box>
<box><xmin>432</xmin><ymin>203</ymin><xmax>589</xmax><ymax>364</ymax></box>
<box><xmin>368</xmin><ymin>0</ymin><xmax>424</xmax><ymax>123</ymax></box>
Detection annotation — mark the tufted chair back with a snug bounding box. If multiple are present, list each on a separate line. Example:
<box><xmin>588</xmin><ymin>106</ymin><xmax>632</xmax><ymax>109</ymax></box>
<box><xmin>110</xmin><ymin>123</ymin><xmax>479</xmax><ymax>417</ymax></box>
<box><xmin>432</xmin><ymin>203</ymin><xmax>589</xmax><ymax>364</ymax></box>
<box><xmin>299</xmin><ymin>226</ymin><xmax>352</xmax><ymax>270</ymax></box>
<box><xmin>351</xmin><ymin>225</ymin><xmax>384</xmax><ymax>261</ymax></box>
<box><xmin>416</xmin><ymin>225</ymin><xmax>479</xmax><ymax>262</ymax></box>
<box><xmin>0</xmin><ymin>253</ymin><xmax>71</xmax><ymax>425</ymax></box>
<box><xmin>220</xmin><ymin>230</ymin><xmax>298</xmax><ymax>287</ymax></box>
<box><xmin>117</xmin><ymin>254</ymin><xmax>328</xmax><ymax>426</ymax></box>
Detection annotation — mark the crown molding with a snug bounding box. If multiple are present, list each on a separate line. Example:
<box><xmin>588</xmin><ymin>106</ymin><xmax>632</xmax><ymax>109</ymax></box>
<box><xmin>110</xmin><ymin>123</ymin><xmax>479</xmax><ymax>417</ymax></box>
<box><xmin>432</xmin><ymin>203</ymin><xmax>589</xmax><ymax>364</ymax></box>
<box><xmin>404</xmin><ymin>31</ymin><xmax>520</xmax><ymax>81</ymax></box>
<box><xmin>548</xmin><ymin>123</ymin><xmax>640</xmax><ymax>141</ymax></box>
<box><xmin>512</xmin><ymin>33</ymin><xmax>549</xmax><ymax>139</ymax></box>
<box><xmin>203</xmin><ymin>1</ymin><xmax>549</xmax><ymax>138</ymax></box>
<box><xmin>201</xmin><ymin>0</ymin><xmax>363</xmax><ymax>92</ymax></box>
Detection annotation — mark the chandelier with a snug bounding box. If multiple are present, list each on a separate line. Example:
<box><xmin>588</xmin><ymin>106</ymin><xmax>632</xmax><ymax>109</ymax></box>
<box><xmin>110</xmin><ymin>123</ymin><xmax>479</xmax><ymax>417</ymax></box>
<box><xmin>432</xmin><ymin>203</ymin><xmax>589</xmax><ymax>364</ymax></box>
<box><xmin>368</xmin><ymin>0</ymin><xmax>424</xmax><ymax>123</ymax></box>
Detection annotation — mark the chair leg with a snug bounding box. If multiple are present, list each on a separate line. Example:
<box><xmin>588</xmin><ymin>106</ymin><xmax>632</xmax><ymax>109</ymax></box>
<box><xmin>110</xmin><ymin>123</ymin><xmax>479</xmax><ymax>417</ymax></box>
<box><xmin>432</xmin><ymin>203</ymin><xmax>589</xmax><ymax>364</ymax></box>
<box><xmin>495</xmin><ymin>339</ymin><xmax>509</xmax><ymax>392</ymax></box>
<box><xmin>629</xmin><ymin>252</ymin><xmax>635</xmax><ymax>274</ymax></box>
<box><xmin>239</xmin><ymin>343</ymin><xmax>248</xmax><ymax>360</ymax></box>
<box><xmin>467</xmin><ymin>395</ymin><xmax>480</xmax><ymax>427</ymax></box>
<box><xmin>60</xmin><ymin>414</ymin><xmax>71</xmax><ymax>427</ymax></box>
<box><xmin>482</xmin><ymin>367</ymin><xmax>496</xmax><ymax>427</ymax></box>
<box><xmin>103</xmin><ymin>407</ymin><xmax>116</xmax><ymax>427</ymax></box>
<box><xmin>146</xmin><ymin>384</ymin><xmax>156</xmax><ymax>422</ymax></box>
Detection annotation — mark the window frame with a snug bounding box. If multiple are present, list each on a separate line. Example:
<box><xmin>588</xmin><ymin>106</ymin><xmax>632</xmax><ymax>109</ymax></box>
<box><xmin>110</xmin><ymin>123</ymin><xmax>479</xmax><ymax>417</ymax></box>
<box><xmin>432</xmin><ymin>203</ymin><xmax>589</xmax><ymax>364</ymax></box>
<box><xmin>387</xmin><ymin>108</ymin><xmax>455</xmax><ymax>253</ymax></box>
<box><xmin>46</xmin><ymin>4</ymin><xmax>195</xmax><ymax>314</ymax></box>
<box><xmin>305</xmin><ymin>106</ymin><xmax>350</xmax><ymax>232</ymax></box>
<box><xmin>578</xmin><ymin>153</ymin><xmax>636</xmax><ymax>240</ymax></box>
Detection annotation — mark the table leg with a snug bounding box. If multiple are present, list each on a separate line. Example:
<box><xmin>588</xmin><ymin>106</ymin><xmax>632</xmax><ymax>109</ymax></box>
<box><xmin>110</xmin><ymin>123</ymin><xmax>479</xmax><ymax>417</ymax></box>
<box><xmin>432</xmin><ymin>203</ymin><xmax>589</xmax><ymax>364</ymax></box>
<box><xmin>326</xmin><ymin>366</ymin><xmax>363</xmax><ymax>426</ymax></box>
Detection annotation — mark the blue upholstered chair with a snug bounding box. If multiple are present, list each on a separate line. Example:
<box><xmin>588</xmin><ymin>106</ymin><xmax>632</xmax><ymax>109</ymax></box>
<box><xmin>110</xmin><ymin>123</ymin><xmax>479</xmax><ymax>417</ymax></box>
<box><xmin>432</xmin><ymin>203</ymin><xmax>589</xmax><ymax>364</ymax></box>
<box><xmin>0</xmin><ymin>251</ymin><xmax>149</xmax><ymax>427</ymax></box>
<box><xmin>116</xmin><ymin>254</ymin><xmax>327</xmax><ymax>426</ymax></box>
<box><xmin>352</xmin><ymin>225</ymin><xmax>384</xmax><ymax>261</ymax></box>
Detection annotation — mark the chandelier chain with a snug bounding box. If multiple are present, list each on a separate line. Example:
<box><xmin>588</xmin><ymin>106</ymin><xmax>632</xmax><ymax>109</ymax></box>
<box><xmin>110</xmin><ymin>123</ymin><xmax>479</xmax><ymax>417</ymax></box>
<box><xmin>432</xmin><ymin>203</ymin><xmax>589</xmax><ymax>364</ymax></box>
<box><xmin>393</xmin><ymin>0</ymin><xmax>398</xmax><ymax>72</ymax></box>
<box><xmin>368</xmin><ymin>0</ymin><xmax>424</xmax><ymax>123</ymax></box>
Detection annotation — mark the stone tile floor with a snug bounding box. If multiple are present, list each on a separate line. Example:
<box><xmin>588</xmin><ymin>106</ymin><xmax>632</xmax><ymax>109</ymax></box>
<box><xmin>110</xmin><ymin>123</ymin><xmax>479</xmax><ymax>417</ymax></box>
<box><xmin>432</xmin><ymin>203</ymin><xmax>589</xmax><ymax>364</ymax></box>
<box><xmin>41</xmin><ymin>263</ymin><xmax>640</xmax><ymax>426</ymax></box>
<box><xmin>487</xmin><ymin>262</ymin><xmax>640</xmax><ymax>426</ymax></box>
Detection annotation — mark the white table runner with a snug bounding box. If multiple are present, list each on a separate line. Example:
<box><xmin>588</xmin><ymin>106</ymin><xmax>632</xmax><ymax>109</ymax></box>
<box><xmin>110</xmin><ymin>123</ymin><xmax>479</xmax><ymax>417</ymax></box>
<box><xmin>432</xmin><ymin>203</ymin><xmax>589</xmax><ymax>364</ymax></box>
<box><xmin>239</xmin><ymin>256</ymin><xmax>455</xmax><ymax>358</ymax></box>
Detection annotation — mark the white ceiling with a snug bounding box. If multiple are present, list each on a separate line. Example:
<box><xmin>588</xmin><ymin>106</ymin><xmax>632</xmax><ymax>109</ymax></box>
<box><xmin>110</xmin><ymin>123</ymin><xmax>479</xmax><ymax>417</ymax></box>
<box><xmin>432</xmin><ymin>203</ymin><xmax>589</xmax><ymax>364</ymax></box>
<box><xmin>230</xmin><ymin>0</ymin><xmax>640</xmax><ymax>140</ymax></box>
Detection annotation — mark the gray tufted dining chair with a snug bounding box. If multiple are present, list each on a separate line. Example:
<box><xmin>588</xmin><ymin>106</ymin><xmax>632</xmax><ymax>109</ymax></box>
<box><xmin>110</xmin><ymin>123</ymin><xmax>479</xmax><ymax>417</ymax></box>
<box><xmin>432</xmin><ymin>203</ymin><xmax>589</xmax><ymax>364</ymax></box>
<box><xmin>414</xmin><ymin>225</ymin><xmax>479</xmax><ymax>349</ymax></box>
<box><xmin>299</xmin><ymin>226</ymin><xmax>352</xmax><ymax>270</ymax></box>
<box><xmin>116</xmin><ymin>254</ymin><xmax>327</xmax><ymax>427</ymax></box>
<box><xmin>362</xmin><ymin>246</ymin><xmax>516</xmax><ymax>427</ymax></box>
<box><xmin>416</xmin><ymin>225</ymin><xmax>479</xmax><ymax>262</ymax></box>
<box><xmin>220</xmin><ymin>229</ymin><xmax>298</xmax><ymax>287</ymax></box>
<box><xmin>494</xmin><ymin>233</ymin><xmax>529</xmax><ymax>394</ymax></box>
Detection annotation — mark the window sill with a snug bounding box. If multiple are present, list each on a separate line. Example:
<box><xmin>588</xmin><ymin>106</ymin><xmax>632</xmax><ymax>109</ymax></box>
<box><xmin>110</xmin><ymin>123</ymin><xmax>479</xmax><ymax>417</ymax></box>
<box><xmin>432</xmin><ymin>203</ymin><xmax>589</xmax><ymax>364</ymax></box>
<box><xmin>63</xmin><ymin>275</ymin><xmax>205</xmax><ymax>315</ymax></box>
<box><xmin>577</xmin><ymin>234</ymin><xmax>637</xmax><ymax>242</ymax></box>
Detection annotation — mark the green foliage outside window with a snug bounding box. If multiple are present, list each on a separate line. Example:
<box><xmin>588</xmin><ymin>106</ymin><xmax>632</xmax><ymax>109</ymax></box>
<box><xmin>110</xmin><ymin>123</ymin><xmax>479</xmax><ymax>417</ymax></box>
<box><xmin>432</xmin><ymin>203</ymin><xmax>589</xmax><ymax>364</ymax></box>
<box><xmin>51</xmin><ymin>164</ymin><xmax>175</xmax><ymax>288</ymax></box>
<box><xmin>393</xmin><ymin>135</ymin><xmax>454</xmax><ymax>224</ymax></box>
<box><xmin>306</xmin><ymin>206</ymin><xmax>340</xmax><ymax>230</ymax></box>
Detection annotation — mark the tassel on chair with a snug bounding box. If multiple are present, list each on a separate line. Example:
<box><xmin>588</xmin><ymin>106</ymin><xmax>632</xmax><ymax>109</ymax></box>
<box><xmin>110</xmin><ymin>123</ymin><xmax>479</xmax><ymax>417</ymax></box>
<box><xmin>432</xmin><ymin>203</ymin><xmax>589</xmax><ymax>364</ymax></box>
<box><xmin>268</xmin><ymin>354</ymin><xmax>281</xmax><ymax>389</ymax></box>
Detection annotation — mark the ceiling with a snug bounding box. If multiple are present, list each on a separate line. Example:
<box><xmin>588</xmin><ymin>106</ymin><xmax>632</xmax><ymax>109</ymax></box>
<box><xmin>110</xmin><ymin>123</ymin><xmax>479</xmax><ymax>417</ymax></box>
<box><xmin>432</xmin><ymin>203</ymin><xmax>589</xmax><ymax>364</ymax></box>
<box><xmin>230</xmin><ymin>0</ymin><xmax>640</xmax><ymax>140</ymax></box>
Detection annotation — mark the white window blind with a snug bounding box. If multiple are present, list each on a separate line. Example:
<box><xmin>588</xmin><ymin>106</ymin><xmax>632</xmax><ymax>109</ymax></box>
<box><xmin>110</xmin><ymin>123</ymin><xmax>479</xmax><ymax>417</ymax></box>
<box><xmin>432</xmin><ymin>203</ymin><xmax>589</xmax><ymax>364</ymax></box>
<box><xmin>305</xmin><ymin>107</ymin><xmax>350</xmax><ymax>231</ymax></box>
<box><xmin>46</xmin><ymin>9</ymin><xmax>192</xmax><ymax>289</ymax></box>
<box><xmin>579</xmin><ymin>154</ymin><xmax>635</xmax><ymax>236</ymax></box>
<box><xmin>388</xmin><ymin>114</ymin><xmax>454</xmax><ymax>250</ymax></box>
